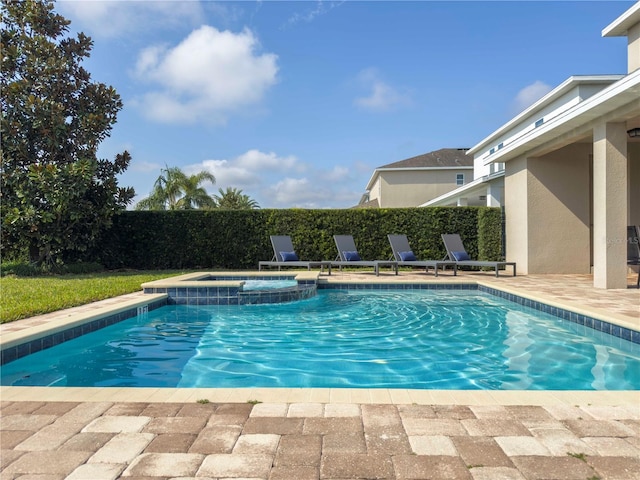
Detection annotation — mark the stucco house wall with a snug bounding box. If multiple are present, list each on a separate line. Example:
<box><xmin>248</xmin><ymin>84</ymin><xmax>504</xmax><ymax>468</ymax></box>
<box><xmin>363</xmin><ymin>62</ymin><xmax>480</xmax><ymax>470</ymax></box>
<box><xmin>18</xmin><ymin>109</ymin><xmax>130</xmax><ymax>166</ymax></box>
<box><xmin>369</xmin><ymin>168</ymin><xmax>473</xmax><ymax>208</ymax></box>
<box><xmin>626</xmin><ymin>21</ymin><xmax>640</xmax><ymax>72</ymax></box>
<box><xmin>506</xmin><ymin>144</ymin><xmax>592</xmax><ymax>275</ymax></box>
<box><xmin>629</xmin><ymin>143</ymin><xmax>640</xmax><ymax>225</ymax></box>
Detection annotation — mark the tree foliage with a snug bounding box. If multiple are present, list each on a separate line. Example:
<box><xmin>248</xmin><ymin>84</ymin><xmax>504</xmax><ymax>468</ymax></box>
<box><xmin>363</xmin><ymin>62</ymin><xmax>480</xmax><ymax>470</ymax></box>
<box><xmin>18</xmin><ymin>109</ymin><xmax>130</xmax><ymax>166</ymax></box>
<box><xmin>135</xmin><ymin>166</ymin><xmax>216</xmax><ymax>210</ymax></box>
<box><xmin>214</xmin><ymin>187</ymin><xmax>260</xmax><ymax>210</ymax></box>
<box><xmin>1</xmin><ymin>0</ymin><xmax>134</xmax><ymax>265</ymax></box>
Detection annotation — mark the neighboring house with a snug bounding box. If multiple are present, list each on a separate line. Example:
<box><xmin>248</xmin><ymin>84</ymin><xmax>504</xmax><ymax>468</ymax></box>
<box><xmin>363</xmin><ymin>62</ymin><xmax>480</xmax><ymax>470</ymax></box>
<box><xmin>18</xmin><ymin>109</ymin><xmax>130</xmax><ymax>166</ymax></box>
<box><xmin>359</xmin><ymin>148</ymin><xmax>473</xmax><ymax>208</ymax></box>
<box><xmin>458</xmin><ymin>2</ymin><xmax>639</xmax><ymax>289</ymax></box>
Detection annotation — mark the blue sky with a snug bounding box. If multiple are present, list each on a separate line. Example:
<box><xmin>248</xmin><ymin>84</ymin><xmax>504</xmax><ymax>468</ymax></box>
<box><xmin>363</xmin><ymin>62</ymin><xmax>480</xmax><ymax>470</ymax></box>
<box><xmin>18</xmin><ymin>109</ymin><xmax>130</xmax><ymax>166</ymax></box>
<box><xmin>56</xmin><ymin>0</ymin><xmax>633</xmax><ymax>208</ymax></box>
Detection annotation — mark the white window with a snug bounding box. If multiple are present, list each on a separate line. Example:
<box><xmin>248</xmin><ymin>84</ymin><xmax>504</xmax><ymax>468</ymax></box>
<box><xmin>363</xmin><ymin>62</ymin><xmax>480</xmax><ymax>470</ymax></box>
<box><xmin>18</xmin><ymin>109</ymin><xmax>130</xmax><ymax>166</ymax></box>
<box><xmin>456</xmin><ymin>173</ymin><xmax>464</xmax><ymax>186</ymax></box>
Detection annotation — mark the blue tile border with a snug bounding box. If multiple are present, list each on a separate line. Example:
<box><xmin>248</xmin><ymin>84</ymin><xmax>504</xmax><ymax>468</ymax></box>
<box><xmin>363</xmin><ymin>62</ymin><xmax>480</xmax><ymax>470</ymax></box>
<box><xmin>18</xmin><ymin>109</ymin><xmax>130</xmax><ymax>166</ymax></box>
<box><xmin>477</xmin><ymin>285</ymin><xmax>639</xmax><ymax>344</ymax></box>
<box><xmin>199</xmin><ymin>275</ymin><xmax>296</xmax><ymax>281</ymax></box>
<box><xmin>317</xmin><ymin>282</ymin><xmax>478</xmax><ymax>291</ymax></box>
<box><xmin>1</xmin><ymin>298</ymin><xmax>167</xmax><ymax>366</ymax></box>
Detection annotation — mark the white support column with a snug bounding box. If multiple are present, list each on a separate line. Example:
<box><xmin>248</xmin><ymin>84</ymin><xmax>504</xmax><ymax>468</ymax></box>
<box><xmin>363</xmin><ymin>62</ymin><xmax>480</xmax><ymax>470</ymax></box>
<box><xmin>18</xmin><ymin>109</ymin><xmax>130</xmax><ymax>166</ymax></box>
<box><xmin>593</xmin><ymin>122</ymin><xmax>628</xmax><ymax>289</ymax></box>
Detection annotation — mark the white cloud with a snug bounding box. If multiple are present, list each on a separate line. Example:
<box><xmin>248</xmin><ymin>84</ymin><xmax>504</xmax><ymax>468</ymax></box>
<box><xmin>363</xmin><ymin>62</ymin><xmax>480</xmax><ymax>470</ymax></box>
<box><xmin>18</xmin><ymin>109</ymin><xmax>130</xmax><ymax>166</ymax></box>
<box><xmin>512</xmin><ymin>80</ymin><xmax>553</xmax><ymax>114</ymax></box>
<box><xmin>354</xmin><ymin>68</ymin><xmax>412</xmax><ymax>112</ymax></box>
<box><xmin>235</xmin><ymin>149</ymin><xmax>300</xmax><ymax>172</ymax></box>
<box><xmin>58</xmin><ymin>0</ymin><xmax>205</xmax><ymax>38</ymax></box>
<box><xmin>267</xmin><ymin>177</ymin><xmax>360</xmax><ymax>208</ymax></box>
<box><xmin>133</xmin><ymin>26</ymin><xmax>278</xmax><ymax>124</ymax></box>
<box><xmin>183</xmin><ymin>149</ymin><xmax>361</xmax><ymax>208</ymax></box>
<box><xmin>199</xmin><ymin>159</ymin><xmax>260</xmax><ymax>189</ymax></box>
<box><xmin>192</xmin><ymin>150</ymin><xmax>302</xmax><ymax>191</ymax></box>
<box><xmin>269</xmin><ymin>178</ymin><xmax>328</xmax><ymax>207</ymax></box>
<box><xmin>322</xmin><ymin>166</ymin><xmax>350</xmax><ymax>182</ymax></box>
<box><xmin>285</xmin><ymin>0</ymin><xmax>346</xmax><ymax>27</ymax></box>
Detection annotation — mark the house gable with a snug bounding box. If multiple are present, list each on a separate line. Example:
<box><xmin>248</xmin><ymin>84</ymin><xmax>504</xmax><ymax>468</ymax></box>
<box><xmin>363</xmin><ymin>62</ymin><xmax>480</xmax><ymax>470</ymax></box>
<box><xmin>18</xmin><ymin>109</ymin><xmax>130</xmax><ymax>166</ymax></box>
<box><xmin>365</xmin><ymin>148</ymin><xmax>472</xmax><ymax>192</ymax></box>
<box><xmin>361</xmin><ymin>148</ymin><xmax>473</xmax><ymax>208</ymax></box>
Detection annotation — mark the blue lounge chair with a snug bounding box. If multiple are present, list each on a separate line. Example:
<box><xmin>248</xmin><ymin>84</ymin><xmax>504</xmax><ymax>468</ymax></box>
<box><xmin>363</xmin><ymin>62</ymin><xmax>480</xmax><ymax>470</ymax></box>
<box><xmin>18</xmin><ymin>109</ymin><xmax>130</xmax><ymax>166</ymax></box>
<box><xmin>332</xmin><ymin>235</ymin><xmax>397</xmax><ymax>276</ymax></box>
<box><xmin>259</xmin><ymin>235</ymin><xmax>331</xmax><ymax>274</ymax></box>
<box><xmin>388</xmin><ymin>234</ymin><xmax>457</xmax><ymax>276</ymax></box>
<box><xmin>441</xmin><ymin>233</ymin><xmax>516</xmax><ymax>277</ymax></box>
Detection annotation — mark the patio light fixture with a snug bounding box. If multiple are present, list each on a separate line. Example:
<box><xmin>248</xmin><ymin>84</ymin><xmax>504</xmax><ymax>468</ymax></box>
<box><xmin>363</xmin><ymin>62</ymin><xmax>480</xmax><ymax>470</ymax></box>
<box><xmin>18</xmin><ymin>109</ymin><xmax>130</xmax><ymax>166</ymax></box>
<box><xmin>628</xmin><ymin>128</ymin><xmax>640</xmax><ymax>138</ymax></box>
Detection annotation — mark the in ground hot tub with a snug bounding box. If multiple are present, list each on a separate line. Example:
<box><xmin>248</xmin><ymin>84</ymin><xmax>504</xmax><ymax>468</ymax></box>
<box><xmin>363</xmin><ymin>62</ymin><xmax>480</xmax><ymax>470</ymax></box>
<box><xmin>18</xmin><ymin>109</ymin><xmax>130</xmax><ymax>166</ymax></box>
<box><xmin>142</xmin><ymin>272</ymin><xmax>318</xmax><ymax>305</ymax></box>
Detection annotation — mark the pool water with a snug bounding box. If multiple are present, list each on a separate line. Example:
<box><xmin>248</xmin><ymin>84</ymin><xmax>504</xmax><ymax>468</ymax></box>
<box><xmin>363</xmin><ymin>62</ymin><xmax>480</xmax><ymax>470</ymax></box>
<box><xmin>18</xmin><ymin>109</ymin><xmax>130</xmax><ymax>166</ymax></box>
<box><xmin>242</xmin><ymin>279</ymin><xmax>298</xmax><ymax>291</ymax></box>
<box><xmin>2</xmin><ymin>290</ymin><xmax>638</xmax><ymax>390</ymax></box>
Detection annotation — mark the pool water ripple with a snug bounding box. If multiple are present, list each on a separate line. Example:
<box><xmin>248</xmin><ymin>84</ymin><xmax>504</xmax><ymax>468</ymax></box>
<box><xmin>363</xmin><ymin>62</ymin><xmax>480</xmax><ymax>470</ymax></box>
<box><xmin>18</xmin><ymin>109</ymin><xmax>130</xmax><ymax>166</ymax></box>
<box><xmin>1</xmin><ymin>290</ymin><xmax>638</xmax><ymax>390</ymax></box>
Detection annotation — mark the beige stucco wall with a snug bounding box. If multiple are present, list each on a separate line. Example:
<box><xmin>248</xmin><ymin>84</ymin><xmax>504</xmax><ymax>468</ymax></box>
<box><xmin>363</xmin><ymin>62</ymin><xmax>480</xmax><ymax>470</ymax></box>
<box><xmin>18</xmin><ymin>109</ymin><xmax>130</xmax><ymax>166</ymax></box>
<box><xmin>629</xmin><ymin>143</ymin><xmax>640</xmax><ymax>225</ymax></box>
<box><xmin>370</xmin><ymin>169</ymin><xmax>473</xmax><ymax>207</ymax></box>
<box><xmin>593</xmin><ymin>122</ymin><xmax>628</xmax><ymax>288</ymax></box>
<box><xmin>504</xmin><ymin>157</ymin><xmax>529</xmax><ymax>272</ymax></box>
<box><xmin>505</xmin><ymin>144</ymin><xmax>592</xmax><ymax>274</ymax></box>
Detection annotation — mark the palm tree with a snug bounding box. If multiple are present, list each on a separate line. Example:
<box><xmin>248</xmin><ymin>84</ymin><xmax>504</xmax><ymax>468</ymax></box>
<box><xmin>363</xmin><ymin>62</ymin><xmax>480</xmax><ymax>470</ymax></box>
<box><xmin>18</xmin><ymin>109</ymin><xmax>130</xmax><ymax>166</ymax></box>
<box><xmin>135</xmin><ymin>166</ymin><xmax>216</xmax><ymax>210</ymax></box>
<box><xmin>213</xmin><ymin>187</ymin><xmax>260</xmax><ymax>210</ymax></box>
<box><xmin>175</xmin><ymin>170</ymin><xmax>217</xmax><ymax>210</ymax></box>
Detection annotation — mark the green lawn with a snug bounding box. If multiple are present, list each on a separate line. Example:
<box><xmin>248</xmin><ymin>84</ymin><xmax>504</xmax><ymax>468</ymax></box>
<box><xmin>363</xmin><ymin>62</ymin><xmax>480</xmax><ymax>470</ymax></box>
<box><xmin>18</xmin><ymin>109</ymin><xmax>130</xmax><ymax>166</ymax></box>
<box><xmin>0</xmin><ymin>271</ymin><xmax>190</xmax><ymax>324</ymax></box>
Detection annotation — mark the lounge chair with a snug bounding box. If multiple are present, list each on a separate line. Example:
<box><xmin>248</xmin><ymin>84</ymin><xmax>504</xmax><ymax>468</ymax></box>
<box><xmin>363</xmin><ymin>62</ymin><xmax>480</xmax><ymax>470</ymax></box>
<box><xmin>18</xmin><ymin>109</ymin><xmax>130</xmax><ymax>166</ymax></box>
<box><xmin>388</xmin><ymin>234</ymin><xmax>457</xmax><ymax>277</ymax></box>
<box><xmin>441</xmin><ymin>233</ymin><xmax>516</xmax><ymax>277</ymax></box>
<box><xmin>627</xmin><ymin>225</ymin><xmax>640</xmax><ymax>288</ymax></box>
<box><xmin>332</xmin><ymin>235</ymin><xmax>398</xmax><ymax>276</ymax></box>
<box><xmin>259</xmin><ymin>235</ymin><xmax>332</xmax><ymax>274</ymax></box>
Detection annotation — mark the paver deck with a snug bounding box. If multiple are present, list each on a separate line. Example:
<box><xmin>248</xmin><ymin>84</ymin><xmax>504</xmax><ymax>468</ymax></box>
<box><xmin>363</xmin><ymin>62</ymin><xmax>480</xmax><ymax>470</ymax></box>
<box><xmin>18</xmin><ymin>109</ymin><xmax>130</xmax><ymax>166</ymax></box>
<box><xmin>1</xmin><ymin>271</ymin><xmax>639</xmax><ymax>479</ymax></box>
<box><xmin>1</xmin><ymin>400</ymin><xmax>638</xmax><ymax>479</ymax></box>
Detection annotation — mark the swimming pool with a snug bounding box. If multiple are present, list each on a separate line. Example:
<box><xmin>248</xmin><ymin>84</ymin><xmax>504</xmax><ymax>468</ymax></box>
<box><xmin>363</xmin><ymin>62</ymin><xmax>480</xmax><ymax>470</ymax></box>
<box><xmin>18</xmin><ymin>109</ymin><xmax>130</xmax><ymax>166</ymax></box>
<box><xmin>2</xmin><ymin>289</ymin><xmax>638</xmax><ymax>390</ymax></box>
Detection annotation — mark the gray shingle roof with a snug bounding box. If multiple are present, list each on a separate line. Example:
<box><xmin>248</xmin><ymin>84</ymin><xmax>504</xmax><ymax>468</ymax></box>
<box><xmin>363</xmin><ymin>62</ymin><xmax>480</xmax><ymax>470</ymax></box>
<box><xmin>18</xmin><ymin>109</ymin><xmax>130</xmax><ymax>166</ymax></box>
<box><xmin>379</xmin><ymin>148</ymin><xmax>472</xmax><ymax>169</ymax></box>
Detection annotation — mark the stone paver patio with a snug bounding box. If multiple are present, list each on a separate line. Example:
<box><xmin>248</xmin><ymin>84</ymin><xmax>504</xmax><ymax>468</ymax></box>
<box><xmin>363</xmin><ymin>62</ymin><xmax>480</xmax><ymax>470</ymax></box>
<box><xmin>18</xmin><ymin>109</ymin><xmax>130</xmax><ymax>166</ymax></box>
<box><xmin>1</xmin><ymin>400</ymin><xmax>639</xmax><ymax>479</ymax></box>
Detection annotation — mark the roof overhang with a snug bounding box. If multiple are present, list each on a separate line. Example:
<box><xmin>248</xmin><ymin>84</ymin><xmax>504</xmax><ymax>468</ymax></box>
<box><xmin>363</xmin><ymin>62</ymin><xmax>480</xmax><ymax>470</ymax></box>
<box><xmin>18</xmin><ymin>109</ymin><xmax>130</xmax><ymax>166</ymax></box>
<box><xmin>602</xmin><ymin>1</ymin><xmax>640</xmax><ymax>37</ymax></box>
<box><xmin>467</xmin><ymin>75</ymin><xmax>624</xmax><ymax>157</ymax></box>
<box><xmin>481</xmin><ymin>70</ymin><xmax>640</xmax><ymax>166</ymax></box>
<box><xmin>420</xmin><ymin>171</ymin><xmax>505</xmax><ymax>207</ymax></box>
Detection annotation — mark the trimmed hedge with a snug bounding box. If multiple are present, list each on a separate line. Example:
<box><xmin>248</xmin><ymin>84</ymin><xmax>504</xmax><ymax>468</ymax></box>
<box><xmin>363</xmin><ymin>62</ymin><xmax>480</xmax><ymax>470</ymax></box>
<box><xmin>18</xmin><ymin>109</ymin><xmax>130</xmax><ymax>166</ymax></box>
<box><xmin>80</xmin><ymin>207</ymin><xmax>504</xmax><ymax>270</ymax></box>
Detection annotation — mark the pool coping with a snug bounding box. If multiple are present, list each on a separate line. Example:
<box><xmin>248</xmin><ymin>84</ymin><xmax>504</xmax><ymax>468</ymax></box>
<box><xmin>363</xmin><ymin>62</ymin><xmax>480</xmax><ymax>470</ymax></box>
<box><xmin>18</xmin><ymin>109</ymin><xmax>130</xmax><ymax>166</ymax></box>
<box><xmin>1</xmin><ymin>385</ymin><xmax>638</xmax><ymax>406</ymax></box>
<box><xmin>140</xmin><ymin>270</ymin><xmax>320</xmax><ymax>288</ymax></box>
<box><xmin>2</xmin><ymin>273</ymin><xmax>638</xmax><ymax>406</ymax></box>
<box><xmin>0</xmin><ymin>294</ymin><xmax>167</xmax><ymax>351</ymax></box>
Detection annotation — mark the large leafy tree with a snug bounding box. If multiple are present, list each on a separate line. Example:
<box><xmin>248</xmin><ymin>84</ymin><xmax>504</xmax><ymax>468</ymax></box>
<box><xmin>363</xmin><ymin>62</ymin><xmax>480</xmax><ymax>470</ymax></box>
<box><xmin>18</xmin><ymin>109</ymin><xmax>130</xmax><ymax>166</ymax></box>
<box><xmin>135</xmin><ymin>166</ymin><xmax>216</xmax><ymax>210</ymax></box>
<box><xmin>214</xmin><ymin>187</ymin><xmax>260</xmax><ymax>210</ymax></box>
<box><xmin>1</xmin><ymin>0</ymin><xmax>135</xmax><ymax>266</ymax></box>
